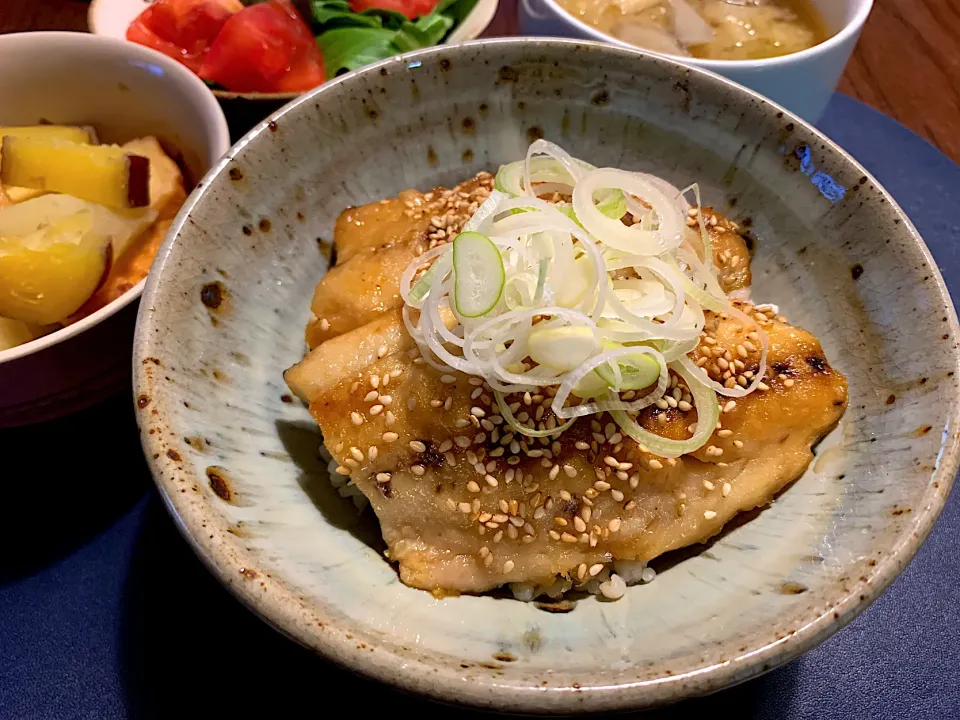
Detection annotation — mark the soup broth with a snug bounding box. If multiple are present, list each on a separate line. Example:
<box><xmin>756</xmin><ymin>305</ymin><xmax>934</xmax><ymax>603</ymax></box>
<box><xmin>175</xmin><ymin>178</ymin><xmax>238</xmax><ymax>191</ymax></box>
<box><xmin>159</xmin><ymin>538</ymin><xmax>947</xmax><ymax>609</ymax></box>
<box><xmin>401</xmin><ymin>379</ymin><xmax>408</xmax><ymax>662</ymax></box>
<box><xmin>556</xmin><ymin>0</ymin><xmax>830</xmax><ymax>61</ymax></box>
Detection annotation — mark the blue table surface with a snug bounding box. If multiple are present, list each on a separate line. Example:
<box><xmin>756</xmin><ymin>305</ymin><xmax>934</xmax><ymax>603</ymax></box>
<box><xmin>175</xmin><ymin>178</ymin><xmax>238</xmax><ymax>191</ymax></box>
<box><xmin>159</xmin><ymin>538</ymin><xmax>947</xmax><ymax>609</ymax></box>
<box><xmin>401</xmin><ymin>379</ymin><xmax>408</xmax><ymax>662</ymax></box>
<box><xmin>2</xmin><ymin>94</ymin><xmax>959</xmax><ymax>720</ymax></box>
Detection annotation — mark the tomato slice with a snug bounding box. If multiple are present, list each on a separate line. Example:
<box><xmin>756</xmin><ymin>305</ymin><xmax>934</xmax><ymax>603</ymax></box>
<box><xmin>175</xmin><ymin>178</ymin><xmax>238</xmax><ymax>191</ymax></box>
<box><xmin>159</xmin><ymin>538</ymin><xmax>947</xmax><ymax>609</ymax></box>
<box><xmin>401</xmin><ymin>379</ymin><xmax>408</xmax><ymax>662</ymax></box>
<box><xmin>126</xmin><ymin>0</ymin><xmax>242</xmax><ymax>74</ymax></box>
<box><xmin>349</xmin><ymin>0</ymin><xmax>441</xmax><ymax>20</ymax></box>
<box><xmin>199</xmin><ymin>0</ymin><xmax>326</xmax><ymax>93</ymax></box>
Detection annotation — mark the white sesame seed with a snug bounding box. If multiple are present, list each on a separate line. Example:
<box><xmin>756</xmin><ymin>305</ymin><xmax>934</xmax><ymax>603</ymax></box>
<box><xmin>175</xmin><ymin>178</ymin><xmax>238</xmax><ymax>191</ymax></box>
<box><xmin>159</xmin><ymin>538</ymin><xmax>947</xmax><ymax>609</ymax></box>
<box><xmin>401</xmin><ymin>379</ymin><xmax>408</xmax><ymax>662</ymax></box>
<box><xmin>385</xmin><ymin>411</ymin><xmax>396</xmax><ymax>426</ymax></box>
<box><xmin>319</xmin><ymin>318</ymin><xmax>331</xmax><ymax>331</ymax></box>
<box><xmin>574</xmin><ymin>517</ymin><xmax>587</xmax><ymax>532</ymax></box>
<box><xmin>467</xmin><ymin>480</ymin><xmax>481</xmax><ymax>492</ymax></box>
<box><xmin>409</xmin><ymin>440</ymin><xmax>427</xmax><ymax>452</ymax></box>
<box><xmin>548</xmin><ymin>464</ymin><xmax>560</xmax><ymax>480</ymax></box>
<box><xmin>411</xmin><ymin>465</ymin><xmax>425</xmax><ymax>476</ymax></box>
<box><xmin>485</xmin><ymin>474</ymin><xmax>499</xmax><ymax>487</ymax></box>
<box><xmin>370</xmin><ymin>375</ymin><xmax>379</xmax><ymax>389</ymax></box>
<box><xmin>704</xmin><ymin>510</ymin><xmax>717</xmax><ymax>519</ymax></box>
<box><xmin>335</xmin><ymin>466</ymin><xmax>351</xmax><ymax>476</ymax></box>
<box><xmin>458</xmin><ymin>502</ymin><xmax>472</xmax><ymax>513</ymax></box>
<box><xmin>611</xmin><ymin>489</ymin><xmax>624</xmax><ymax>502</ymax></box>
<box><xmin>563</xmin><ymin>464</ymin><xmax>577</xmax><ymax>478</ymax></box>
<box><xmin>470</xmin><ymin>406</ymin><xmax>486</xmax><ymax>418</ymax></box>
<box><xmin>364</xmin><ymin>390</ymin><xmax>379</xmax><ymax>402</ymax></box>
<box><xmin>455</xmin><ymin>436</ymin><xmax>471</xmax><ymax>448</ymax></box>
<box><xmin>349</xmin><ymin>447</ymin><xmax>364</xmax><ymax>462</ymax></box>
<box><xmin>351</xmin><ymin>412</ymin><xmax>364</xmax><ymax>426</ymax></box>
<box><xmin>503</xmin><ymin>560</ymin><xmax>515</xmax><ymax>573</ymax></box>
<box><xmin>722</xmin><ymin>482</ymin><xmax>732</xmax><ymax>497</ymax></box>
<box><xmin>723</xmin><ymin>400</ymin><xmax>737</xmax><ymax>413</ymax></box>
<box><xmin>784</xmin><ymin>378</ymin><xmax>796</xmax><ymax>388</ymax></box>
<box><xmin>678</xmin><ymin>401</ymin><xmax>693</xmax><ymax>412</ymax></box>
<box><xmin>368</xmin><ymin>446</ymin><xmax>379</xmax><ymax>461</ymax></box>
<box><xmin>594</xmin><ymin>480</ymin><xmax>611</xmax><ymax>491</ymax></box>
<box><xmin>407</xmin><ymin>398</ymin><xmax>417</xmax><ymax>410</ymax></box>
<box><xmin>382</xmin><ymin>432</ymin><xmax>399</xmax><ymax>442</ymax></box>
<box><xmin>440</xmin><ymin>374</ymin><xmax>456</xmax><ymax>384</ymax></box>
<box><xmin>370</xmin><ymin>404</ymin><xmax>384</xmax><ymax>416</ymax></box>
<box><xmin>648</xmin><ymin>459</ymin><xmax>664</xmax><ymax>470</ymax></box>
<box><xmin>375</xmin><ymin>472</ymin><xmax>391</xmax><ymax>483</ymax></box>
<box><xmin>733</xmin><ymin>439</ymin><xmax>744</xmax><ymax>448</ymax></box>
<box><xmin>344</xmin><ymin>458</ymin><xmax>358</xmax><ymax>468</ymax></box>
<box><xmin>717</xmin><ymin>429</ymin><xmax>733</xmax><ymax>437</ymax></box>
<box><xmin>378</xmin><ymin>395</ymin><xmax>393</xmax><ymax>405</ymax></box>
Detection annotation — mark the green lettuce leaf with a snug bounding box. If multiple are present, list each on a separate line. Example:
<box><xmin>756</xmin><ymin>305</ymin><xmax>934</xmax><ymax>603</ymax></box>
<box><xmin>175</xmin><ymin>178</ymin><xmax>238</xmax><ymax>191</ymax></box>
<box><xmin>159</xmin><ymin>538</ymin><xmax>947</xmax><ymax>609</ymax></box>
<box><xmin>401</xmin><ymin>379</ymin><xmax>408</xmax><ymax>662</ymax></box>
<box><xmin>310</xmin><ymin>0</ymin><xmax>478</xmax><ymax>78</ymax></box>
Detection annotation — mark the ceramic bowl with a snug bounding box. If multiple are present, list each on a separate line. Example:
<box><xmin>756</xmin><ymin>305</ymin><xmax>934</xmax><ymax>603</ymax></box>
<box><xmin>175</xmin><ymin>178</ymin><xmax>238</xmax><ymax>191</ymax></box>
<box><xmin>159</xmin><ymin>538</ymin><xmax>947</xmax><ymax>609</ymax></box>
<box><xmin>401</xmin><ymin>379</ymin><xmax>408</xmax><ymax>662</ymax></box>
<box><xmin>518</xmin><ymin>0</ymin><xmax>873</xmax><ymax>123</ymax></box>
<box><xmin>0</xmin><ymin>32</ymin><xmax>230</xmax><ymax>427</ymax></box>
<box><xmin>88</xmin><ymin>0</ymin><xmax>500</xmax><ymax>103</ymax></box>
<box><xmin>134</xmin><ymin>38</ymin><xmax>960</xmax><ymax>713</ymax></box>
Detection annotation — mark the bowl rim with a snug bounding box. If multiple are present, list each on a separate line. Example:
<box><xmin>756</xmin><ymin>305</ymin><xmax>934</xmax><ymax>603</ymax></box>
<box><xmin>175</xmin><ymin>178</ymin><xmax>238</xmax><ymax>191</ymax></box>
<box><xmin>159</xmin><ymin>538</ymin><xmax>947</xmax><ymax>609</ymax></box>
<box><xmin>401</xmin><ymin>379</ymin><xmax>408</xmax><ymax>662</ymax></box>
<box><xmin>135</xmin><ymin>36</ymin><xmax>960</xmax><ymax>713</ymax></box>
<box><xmin>0</xmin><ymin>30</ymin><xmax>230</xmax><ymax>367</ymax></box>
<box><xmin>531</xmin><ymin>0</ymin><xmax>875</xmax><ymax>70</ymax></box>
<box><xmin>87</xmin><ymin>0</ymin><xmax>501</xmax><ymax>103</ymax></box>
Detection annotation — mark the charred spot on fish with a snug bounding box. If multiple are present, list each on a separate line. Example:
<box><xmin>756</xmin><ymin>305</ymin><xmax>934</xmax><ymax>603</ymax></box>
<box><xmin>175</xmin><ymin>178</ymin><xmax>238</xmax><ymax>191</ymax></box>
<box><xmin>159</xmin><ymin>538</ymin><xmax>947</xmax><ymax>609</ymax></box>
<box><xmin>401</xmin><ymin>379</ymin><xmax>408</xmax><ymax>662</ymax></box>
<box><xmin>206</xmin><ymin>466</ymin><xmax>234</xmax><ymax>503</ymax></box>
<box><xmin>427</xmin><ymin>146</ymin><xmax>438</xmax><ymax>166</ymax></box>
<box><xmin>493</xmin><ymin>652</ymin><xmax>517</xmax><ymax>663</ymax></box>
<box><xmin>240</xmin><ymin>567</ymin><xmax>258</xmax><ymax>579</ymax></box>
<box><xmin>296</xmin><ymin>211</ymin><xmax>305</xmax><ymax>223</ymax></box>
<box><xmin>462</xmin><ymin>148</ymin><xmax>474</xmax><ymax>163</ymax></box>
<box><xmin>166</xmin><ymin>449</ymin><xmax>181</xmax><ymax>462</ymax></box>
<box><xmin>200</xmin><ymin>281</ymin><xmax>225</xmax><ymax>309</ymax></box>
<box><xmin>461</xmin><ymin>116</ymin><xmax>476</xmax><ymax>135</ymax></box>
<box><xmin>591</xmin><ymin>88</ymin><xmax>610</xmax><ymax>106</ymax></box>
<box><xmin>785</xmin><ymin>122</ymin><xmax>795</xmax><ymax>132</ymax></box>
<box><xmin>421</xmin><ymin>441</ymin><xmax>445</xmax><ymax>469</ymax></box>
<box><xmin>891</xmin><ymin>506</ymin><xmax>912</xmax><ymax>516</ymax></box>
<box><xmin>378</xmin><ymin>480</ymin><xmax>393</xmax><ymax>498</ymax></box>
<box><xmin>212</xmin><ymin>369</ymin><xmax>227</xmax><ymax>382</ymax></box>
<box><xmin>851</xmin><ymin>263</ymin><xmax>864</xmax><ymax>280</ymax></box>
<box><xmin>137</xmin><ymin>394</ymin><xmax>151</xmax><ymax>409</ymax></box>
<box><xmin>526</xmin><ymin>126</ymin><xmax>544</xmax><ymax>143</ymax></box>
<box><xmin>267</xmin><ymin>120</ymin><xmax>278</xmax><ymax>132</ymax></box>
<box><xmin>498</xmin><ymin>66</ymin><xmax>519</xmax><ymax>84</ymax></box>
<box><xmin>797</xmin><ymin>246</ymin><xmax>807</xmax><ymax>256</ymax></box>
<box><xmin>805</xmin><ymin>355</ymin><xmax>827</xmax><ymax>373</ymax></box>
<box><xmin>777</xmin><ymin>581</ymin><xmax>807</xmax><ymax>595</ymax></box>
<box><xmin>439</xmin><ymin>58</ymin><xmax>451</xmax><ymax>71</ymax></box>
<box><xmin>379</xmin><ymin>67</ymin><xmax>388</xmax><ymax>76</ymax></box>
<box><xmin>914</xmin><ymin>425</ymin><xmax>932</xmax><ymax>437</ymax></box>
<box><xmin>280</xmin><ymin>394</ymin><xmax>293</xmax><ymax>403</ymax></box>
<box><xmin>772</xmin><ymin>360</ymin><xmax>793</xmax><ymax>376</ymax></box>
<box><xmin>242</xmin><ymin>225</ymin><xmax>253</xmax><ymax>236</ymax></box>
<box><xmin>479</xmin><ymin>103</ymin><xmax>489</xmax><ymax>115</ymax></box>
<box><xmin>886</xmin><ymin>394</ymin><xmax>896</xmax><ymax>405</ymax></box>
<box><xmin>258</xmin><ymin>217</ymin><xmax>272</xmax><ymax>232</ymax></box>
<box><xmin>228</xmin><ymin>166</ymin><xmax>244</xmax><ymax>182</ymax></box>
<box><xmin>859</xmin><ymin>176</ymin><xmax>868</xmax><ymax>185</ymax></box>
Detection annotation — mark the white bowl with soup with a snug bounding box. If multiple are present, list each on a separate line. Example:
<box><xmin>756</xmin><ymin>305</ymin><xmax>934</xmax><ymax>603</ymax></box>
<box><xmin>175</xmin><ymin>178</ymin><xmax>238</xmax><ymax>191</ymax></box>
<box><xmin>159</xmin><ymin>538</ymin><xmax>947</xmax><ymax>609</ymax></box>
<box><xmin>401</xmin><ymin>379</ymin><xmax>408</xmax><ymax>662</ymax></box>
<box><xmin>518</xmin><ymin>0</ymin><xmax>874</xmax><ymax>121</ymax></box>
<box><xmin>0</xmin><ymin>32</ymin><xmax>229</xmax><ymax>426</ymax></box>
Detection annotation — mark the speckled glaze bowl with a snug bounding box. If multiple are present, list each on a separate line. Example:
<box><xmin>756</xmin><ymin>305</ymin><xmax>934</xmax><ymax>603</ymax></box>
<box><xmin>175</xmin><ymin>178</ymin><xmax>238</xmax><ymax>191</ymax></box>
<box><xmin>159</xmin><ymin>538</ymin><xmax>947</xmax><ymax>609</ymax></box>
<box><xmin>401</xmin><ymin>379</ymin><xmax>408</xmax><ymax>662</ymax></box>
<box><xmin>133</xmin><ymin>39</ymin><xmax>960</xmax><ymax>713</ymax></box>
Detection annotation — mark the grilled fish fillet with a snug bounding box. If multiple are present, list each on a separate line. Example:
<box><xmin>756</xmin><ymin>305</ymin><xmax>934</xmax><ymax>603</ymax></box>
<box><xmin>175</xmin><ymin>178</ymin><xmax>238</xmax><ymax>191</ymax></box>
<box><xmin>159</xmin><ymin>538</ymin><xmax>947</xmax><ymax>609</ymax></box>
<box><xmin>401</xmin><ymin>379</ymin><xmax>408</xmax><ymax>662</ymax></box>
<box><xmin>286</xmin><ymin>187</ymin><xmax>847</xmax><ymax>595</ymax></box>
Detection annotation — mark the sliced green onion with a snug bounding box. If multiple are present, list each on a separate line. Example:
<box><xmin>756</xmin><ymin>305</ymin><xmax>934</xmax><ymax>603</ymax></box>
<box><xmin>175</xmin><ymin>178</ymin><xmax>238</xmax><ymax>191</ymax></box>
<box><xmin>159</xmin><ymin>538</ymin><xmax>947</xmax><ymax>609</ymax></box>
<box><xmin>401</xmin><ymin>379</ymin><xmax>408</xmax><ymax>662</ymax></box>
<box><xmin>528</xmin><ymin>325</ymin><xmax>598</xmax><ymax>371</ymax></box>
<box><xmin>452</xmin><ymin>232</ymin><xmax>504</xmax><ymax>318</ymax></box>
<box><xmin>495</xmin><ymin>391</ymin><xmax>575</xmax><ymax>438</ymax></box>
<box><xmin>594</xmin><ymin>341</ymin><xmax>662</xmax><ymax>390</ymax></box>
<box><xmin>409</xmin><ymin>256</ymin><xmax>447</xmax><ymax>304</ymax></box>
<box><xmin>533</xmin><ymin>258</ymin><xmax>548</xmax><ymax>304</ymax></box>
<box><xmin>610</xmin><ymin>361</ymin><xmax>720</xmax><ymax>459</ymax></box>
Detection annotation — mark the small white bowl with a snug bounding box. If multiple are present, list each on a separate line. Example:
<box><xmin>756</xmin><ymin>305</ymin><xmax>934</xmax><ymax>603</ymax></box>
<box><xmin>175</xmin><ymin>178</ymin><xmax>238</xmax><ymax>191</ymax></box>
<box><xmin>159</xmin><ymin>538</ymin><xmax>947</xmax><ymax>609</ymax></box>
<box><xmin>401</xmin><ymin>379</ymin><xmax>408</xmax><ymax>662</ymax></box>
<box><xmin>88</xmin><ymin>0</ymin><xmax>500</xmax><ymax>102</ymax></box>
<box><xmin>518</xmin><ymin>0</ymin><xmax>874</xmax><ymax>122</ymax></box>
<box><xmin>0</xmin><ymin>32</ymin><xmax>230</xmax><ymax>427</ymax></box>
